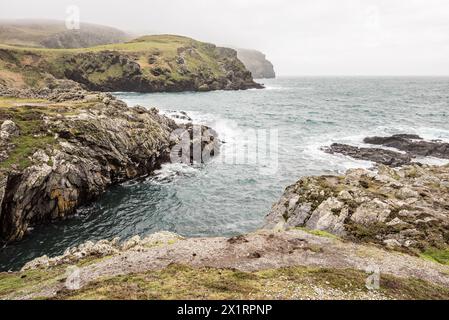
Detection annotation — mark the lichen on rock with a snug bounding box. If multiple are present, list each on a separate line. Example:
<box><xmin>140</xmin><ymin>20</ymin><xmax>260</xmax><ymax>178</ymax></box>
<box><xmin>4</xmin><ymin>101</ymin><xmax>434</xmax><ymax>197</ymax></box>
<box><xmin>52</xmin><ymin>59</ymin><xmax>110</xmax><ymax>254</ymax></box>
<box><xmin>266</xmin><ymin>164</ymin><xmax>449</xmax><ymax>254</ymax></box>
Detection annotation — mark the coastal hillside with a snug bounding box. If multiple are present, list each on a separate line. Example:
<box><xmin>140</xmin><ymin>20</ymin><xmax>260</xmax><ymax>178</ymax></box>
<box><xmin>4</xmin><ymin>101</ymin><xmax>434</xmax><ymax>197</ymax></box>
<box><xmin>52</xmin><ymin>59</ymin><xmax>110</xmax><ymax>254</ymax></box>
<box><xmin>0</xmin><ymin>35</ymin><xmax>261</xmax><ymax>92</ymax></box>
<box><xmin>0</xmin><ymin>19</ymin><xmax>130</xmax><ymax>49</ymax></box>
<box><xmin>236</xmin><ymin>48</ymin><xmax>275</xmax><ymax>79</ymax></box>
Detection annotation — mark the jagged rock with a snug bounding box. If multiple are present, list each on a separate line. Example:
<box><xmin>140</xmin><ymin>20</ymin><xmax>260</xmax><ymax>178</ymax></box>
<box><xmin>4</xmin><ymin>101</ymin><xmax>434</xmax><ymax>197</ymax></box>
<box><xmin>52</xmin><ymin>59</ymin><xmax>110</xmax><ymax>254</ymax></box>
<box><xmin>324</xmin><ymin>135</ymin><xmax>449</xmax><ymax>168</ymax></box>
<box><xmin>0</xmin><ymin>90</ymin><xmax>219</xmax><ymax>243</ymax></box>
<box><xmin>324</xmin><ymin>143</ymin><xmax>412</xmax><ymax>167</ymax></box>
<box><xmin>306</xmin><ymin>198</ymin><xmax>348</xmax><ymax>236</ymax></box>
<box><xmin>383</xmin><ymin>239</ymin><xmax>402</xmax><ymax>249</ymax></box>
<box><xmin>350</xmin><ymin>199</ymin><xmax>391</xmax><ymax>225</ymax></box>
<box><xmin>364</xmin><ymin>134</ymin><xmax>449</xmax><ymax>159</ymax></box>
<box><xmin>266</xmin><ymin>164</ymin><xmax>449</xmax><ymax>253</ymax></box>
<box><xmin>165</xmin><ymin>110</ymin><xmax>193</xmax><ymax>122</ymax></box>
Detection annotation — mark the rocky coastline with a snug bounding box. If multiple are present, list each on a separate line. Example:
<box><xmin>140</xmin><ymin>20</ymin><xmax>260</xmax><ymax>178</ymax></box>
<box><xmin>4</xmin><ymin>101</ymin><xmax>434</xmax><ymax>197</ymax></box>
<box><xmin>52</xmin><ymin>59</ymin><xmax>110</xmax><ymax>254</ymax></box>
<box><xmin>1</xmin><ymin>87</ymin><xmax>449</xmax><ymax>299</ymax></box>
<box><xmin>0</xmin><ymin>85</ymin><xmax>219</xmax><ymax>243</ymax></box>
<box><xmin>1</xmin><ymin>59</ymin><xmax>449</xmax><ymax>299</ymax></box>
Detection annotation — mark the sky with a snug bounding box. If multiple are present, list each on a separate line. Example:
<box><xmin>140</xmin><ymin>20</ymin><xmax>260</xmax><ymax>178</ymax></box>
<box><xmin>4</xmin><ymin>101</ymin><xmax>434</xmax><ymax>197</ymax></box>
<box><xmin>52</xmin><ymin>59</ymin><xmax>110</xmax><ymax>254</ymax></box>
<box><xmin>1</xmin><ymin>0</ymin><xmax>449</xmax><ymax>76</ymax></box>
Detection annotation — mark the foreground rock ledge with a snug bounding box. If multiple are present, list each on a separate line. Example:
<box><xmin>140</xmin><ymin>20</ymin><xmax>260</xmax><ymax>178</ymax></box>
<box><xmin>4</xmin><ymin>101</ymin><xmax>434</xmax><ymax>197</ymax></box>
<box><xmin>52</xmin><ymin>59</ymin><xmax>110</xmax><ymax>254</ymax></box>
<box><xmin>0</xmin><ymin>91</ymin><xmax>218</xmax><ymax>243</ymax></box>
<box><xmin>1</xmin><ymin>230</ymin><xmax>449</xmax><ymax>300</ymax></box>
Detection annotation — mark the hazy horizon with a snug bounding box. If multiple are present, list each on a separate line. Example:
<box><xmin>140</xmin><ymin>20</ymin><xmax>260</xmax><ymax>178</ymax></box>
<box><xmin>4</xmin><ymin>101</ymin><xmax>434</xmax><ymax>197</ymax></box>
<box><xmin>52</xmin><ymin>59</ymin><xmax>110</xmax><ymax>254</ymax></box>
<box><xmin>1</xmin><ymin>0</ymin><xmax>448</xmax><ymax>76</ymax></box>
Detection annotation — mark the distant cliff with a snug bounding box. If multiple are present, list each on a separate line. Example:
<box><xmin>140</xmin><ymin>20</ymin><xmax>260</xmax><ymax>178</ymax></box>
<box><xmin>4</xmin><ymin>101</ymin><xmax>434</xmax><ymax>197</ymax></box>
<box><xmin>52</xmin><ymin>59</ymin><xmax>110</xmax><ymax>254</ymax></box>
<box><xmin>236</xmin><ymin>49</ymin><xmax>275</xmax><ymax>79</ymax></box>
<box><xmin>0</xmin><ymin>19</ymin><xmax>130</xmax><ymax>48</ymax></box>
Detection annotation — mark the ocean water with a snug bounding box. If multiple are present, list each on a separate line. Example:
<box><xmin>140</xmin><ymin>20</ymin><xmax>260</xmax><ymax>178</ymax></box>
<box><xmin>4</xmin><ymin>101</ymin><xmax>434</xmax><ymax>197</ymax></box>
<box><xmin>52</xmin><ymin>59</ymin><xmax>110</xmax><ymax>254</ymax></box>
<box><xmin>1</xmin><ymin>77</ymin><xmax>449</xmax><ymax>271</ymax></box>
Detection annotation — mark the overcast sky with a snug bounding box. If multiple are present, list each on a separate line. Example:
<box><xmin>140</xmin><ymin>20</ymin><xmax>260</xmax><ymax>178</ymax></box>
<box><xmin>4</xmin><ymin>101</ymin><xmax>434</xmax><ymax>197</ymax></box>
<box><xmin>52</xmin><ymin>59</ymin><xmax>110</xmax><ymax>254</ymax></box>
<box><xmin>1</xmin><ymin>0</ymin><xmax>449</xmax><ymax>76</ymax></box>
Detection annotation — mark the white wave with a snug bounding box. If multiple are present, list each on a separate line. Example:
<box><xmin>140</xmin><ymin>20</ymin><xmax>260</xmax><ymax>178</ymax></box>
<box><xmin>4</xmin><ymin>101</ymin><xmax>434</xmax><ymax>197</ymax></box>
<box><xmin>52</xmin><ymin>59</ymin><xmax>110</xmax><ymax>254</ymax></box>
<box><xmin>302</xmin><ymin>142</ymin><xmax>375</xmax><ymax>174</ymax></box>
<box><xmin>152</xmin><ymin>163</ymin><xmax>199</xmax><ymax>183</ymax></box>
<box><xmin>263</xmin><ymin>86</ymin><xmax>287</xmax><ymax>91</ymax></box>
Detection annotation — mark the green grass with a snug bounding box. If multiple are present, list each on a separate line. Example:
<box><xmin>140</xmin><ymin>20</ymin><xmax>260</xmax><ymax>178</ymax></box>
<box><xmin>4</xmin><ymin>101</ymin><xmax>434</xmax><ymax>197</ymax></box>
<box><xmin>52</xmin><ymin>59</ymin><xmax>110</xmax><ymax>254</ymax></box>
<box><xmin>420</xmin><ymin>248</ymin><xmax>449</xmax><ymax>265</ymax></box>
<box><xmin>295</xmin><ymin>227</ymin><xmax>340</xmax><ymax>240</ymax></box>
<box><xmin>0</xmin><ymin>134</ymin><xmax>55</xmax><ymax>170</ymax></box>
<box><xmin>88</xmin><ymin>64</ymin><xmax>124</xmax><ymax>84</ymax></box>
<box><xmin>0</xmin><ymin>266</ymin><xmax>66</xmax><ymax>299</ymax></box>
<box><xmin>0</xmin><ymin>97</ymin><xmax>99</xmax><ymax>171</ymax></box>
<box><xmin>50</xmin><ymin>264</ymin><xmax>449</xmax><ymax>300</ymax></box>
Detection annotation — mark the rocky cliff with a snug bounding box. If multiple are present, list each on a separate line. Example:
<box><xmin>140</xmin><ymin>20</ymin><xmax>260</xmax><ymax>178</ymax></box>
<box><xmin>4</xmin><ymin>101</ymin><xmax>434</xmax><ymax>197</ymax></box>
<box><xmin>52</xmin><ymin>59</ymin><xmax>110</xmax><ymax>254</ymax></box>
<box><xmin>0</xmin><ymin>35</ymin><xmax>262</xmax><ymax>93</ymax></box>
<box><xmin>236</xmin><ymin>48</ymin><xmax>275</xmax><ymax>79</ymax></box>
<box><xmin>0</xmin><ymin>86</ymin><xmax>219</xmax><ymax>243</ymax></box>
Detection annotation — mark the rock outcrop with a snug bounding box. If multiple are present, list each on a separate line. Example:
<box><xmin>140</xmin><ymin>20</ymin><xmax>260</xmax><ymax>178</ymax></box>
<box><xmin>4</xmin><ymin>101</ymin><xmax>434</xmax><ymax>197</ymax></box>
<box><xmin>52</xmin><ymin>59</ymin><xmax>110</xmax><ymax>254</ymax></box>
<box><xmin>266</xmin><ymin>164</ymin><xmax>449</xmax><ymax>253</ymax></box>
<box><xmin>364</xmin><ymin>134</ymin><xmax>449</xmax><ymax>159</ymax></box>
<box><xmin>236</xmin><ymin>48</ymin><xmax>276</xmax><ymax>79</ymax></box>
<box><xmin>325</xmin><ymin>135</ymin><xmax>449</xmax><ymax>167</ymax></box>
<box><xmin>0</xmin><ymin>90</ymin><xmax>219</xmax><ymax>243</ymax></box>
<box><xmin>325</xmin><ymin>143</ymin><xmax>413</xmax><ymax>167</ymax></box>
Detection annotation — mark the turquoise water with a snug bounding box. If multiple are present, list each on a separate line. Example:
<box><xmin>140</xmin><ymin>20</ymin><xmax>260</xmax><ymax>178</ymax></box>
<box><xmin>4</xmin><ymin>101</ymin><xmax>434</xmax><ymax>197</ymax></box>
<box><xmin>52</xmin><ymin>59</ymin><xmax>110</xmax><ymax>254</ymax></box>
<box><xmin>1</xmin><ymin>77</ymin><xmax>449</xmax><ymax>271</ymax></box>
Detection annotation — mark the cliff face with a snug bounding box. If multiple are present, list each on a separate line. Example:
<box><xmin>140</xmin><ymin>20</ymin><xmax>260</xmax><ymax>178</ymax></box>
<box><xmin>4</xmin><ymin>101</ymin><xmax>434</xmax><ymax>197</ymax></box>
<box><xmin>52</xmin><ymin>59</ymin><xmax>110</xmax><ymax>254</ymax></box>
<box><xmin>0</xmin><ymin>35</ymin><xmax>262</xmax><ymax>93</ymax></box>
<box><xmin>236</xmin><ymin>48</ymin><xmax>275</xmax><ymax>79</ymax></box>
<box><xmin>0</xmin><ymin>87</ymin><xmax>219</xmax><ymax>243</ymax></box>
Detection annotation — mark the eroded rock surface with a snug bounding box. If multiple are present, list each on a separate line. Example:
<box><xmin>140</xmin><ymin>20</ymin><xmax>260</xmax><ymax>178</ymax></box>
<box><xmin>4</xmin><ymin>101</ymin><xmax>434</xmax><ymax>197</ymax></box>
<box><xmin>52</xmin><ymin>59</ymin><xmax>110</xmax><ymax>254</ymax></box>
<box><xmin>0</xmin><ymin>91</ymin><xmax>219</xmax><ymax>243</ymax></box>
<box><xmin>266</xmin><ymin>164</ymin><xmax>449</xmax><ymax>253</ymax></box>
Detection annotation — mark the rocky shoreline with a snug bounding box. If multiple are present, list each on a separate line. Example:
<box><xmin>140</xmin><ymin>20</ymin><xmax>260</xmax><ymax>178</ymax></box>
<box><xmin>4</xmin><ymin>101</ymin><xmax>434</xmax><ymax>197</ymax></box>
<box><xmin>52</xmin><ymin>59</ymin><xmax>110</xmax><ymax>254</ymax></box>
<box><xmin>267</xmin><ymin>163</ymin><xmax>449</xmax><ymax>253</ymax></box>
<box><xmin>0</xmin><ymin>86</ymin><xmax>219</xmax><ymax>243</ymax></box>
